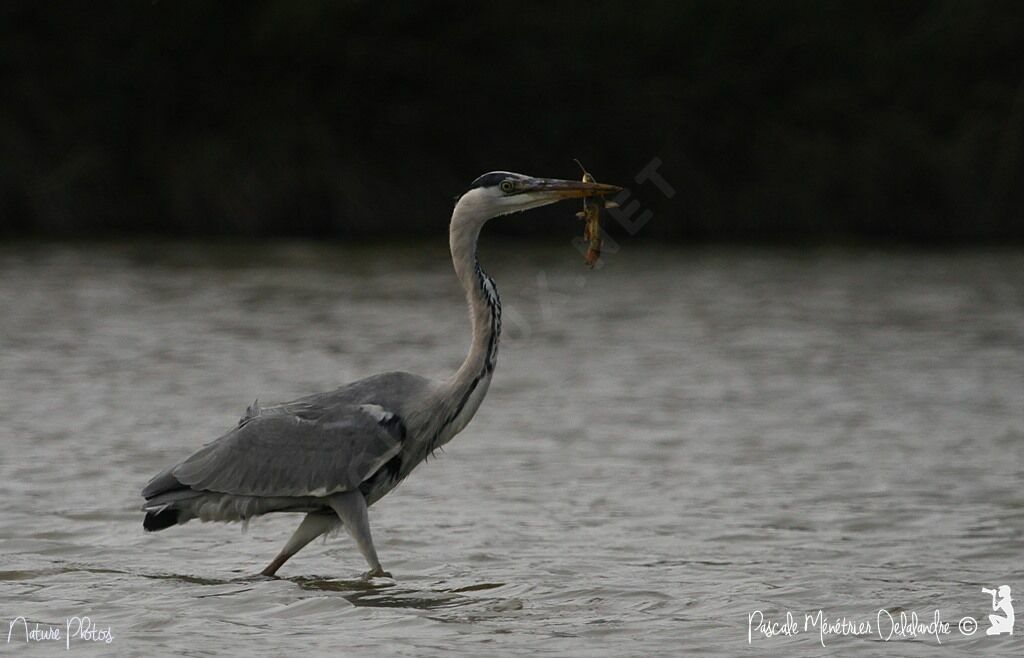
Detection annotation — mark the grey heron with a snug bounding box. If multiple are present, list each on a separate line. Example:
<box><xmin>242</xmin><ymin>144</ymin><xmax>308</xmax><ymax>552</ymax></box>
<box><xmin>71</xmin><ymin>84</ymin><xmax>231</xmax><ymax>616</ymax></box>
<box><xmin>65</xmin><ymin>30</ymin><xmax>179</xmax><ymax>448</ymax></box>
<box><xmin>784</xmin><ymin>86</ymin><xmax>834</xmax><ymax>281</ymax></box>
<box><xmin>141</xmin><ymin>171</ymin><xmax>621</xmax><ymax>578</ymax></box>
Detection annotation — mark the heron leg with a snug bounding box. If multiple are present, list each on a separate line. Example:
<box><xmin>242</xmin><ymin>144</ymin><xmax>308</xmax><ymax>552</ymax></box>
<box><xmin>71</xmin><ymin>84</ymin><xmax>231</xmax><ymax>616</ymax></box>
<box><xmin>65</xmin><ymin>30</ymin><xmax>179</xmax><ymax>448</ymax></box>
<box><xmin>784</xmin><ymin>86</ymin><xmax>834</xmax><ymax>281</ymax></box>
<box><xmin>260</xmin><ymin>511</ymin><xmax>337</xmax><ymax>577</ymax></box>
<box><xmin>328</xmin><ymin>491</ymin><xmax>391</xmax><ymax>578</ymax></box>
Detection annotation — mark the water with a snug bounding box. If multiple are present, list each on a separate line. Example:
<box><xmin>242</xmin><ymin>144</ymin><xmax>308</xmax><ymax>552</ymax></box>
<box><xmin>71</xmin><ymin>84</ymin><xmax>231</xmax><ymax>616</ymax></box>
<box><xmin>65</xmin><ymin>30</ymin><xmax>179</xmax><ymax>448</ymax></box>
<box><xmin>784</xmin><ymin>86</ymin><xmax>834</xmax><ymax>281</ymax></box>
<box><xmin>1</xmin><ymin>242</ymin><xmax>1021</xmax><ymax>656</ymax></box>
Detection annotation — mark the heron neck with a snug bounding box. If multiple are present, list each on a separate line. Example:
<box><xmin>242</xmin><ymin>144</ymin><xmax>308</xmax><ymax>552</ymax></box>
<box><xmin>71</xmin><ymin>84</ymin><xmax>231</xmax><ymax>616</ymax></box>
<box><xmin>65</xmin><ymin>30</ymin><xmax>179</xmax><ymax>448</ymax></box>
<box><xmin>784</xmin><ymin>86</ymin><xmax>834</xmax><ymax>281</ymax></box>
<box><xmin>445</xmin><ymin>206</ymin><xmax>501</xmax><ymax>400</ymax></box>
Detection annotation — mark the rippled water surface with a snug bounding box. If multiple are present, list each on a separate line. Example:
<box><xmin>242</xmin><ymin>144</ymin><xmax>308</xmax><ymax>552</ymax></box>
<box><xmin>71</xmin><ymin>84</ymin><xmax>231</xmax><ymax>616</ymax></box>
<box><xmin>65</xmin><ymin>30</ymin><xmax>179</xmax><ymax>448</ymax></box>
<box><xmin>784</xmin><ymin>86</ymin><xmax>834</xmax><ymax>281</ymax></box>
<box><xmin>1</xmin><ymin>243</ymin><xmax>1022</xmax><ymax>656</ymax></box>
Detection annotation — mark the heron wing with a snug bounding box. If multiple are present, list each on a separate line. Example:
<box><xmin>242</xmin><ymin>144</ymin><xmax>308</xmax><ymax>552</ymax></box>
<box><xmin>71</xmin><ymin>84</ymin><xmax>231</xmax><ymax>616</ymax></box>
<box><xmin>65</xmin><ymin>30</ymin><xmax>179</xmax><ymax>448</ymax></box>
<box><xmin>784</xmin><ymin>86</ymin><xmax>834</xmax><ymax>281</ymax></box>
<box><xmin>158</xmin><ymin>403</ymin><xmax>406</xmax><ymax>498</ymax></box>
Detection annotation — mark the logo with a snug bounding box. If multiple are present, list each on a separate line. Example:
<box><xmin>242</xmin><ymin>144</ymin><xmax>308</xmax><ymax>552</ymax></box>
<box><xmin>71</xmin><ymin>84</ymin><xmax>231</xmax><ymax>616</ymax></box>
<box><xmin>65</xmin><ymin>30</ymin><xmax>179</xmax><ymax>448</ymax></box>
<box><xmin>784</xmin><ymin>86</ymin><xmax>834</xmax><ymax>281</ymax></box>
<box><xmin>6</xmin><ymin>616</ymin><xmax>114</xmax><ymax>649</ymax></box>
<box><xmin>982</xmin><ymin>585</ymin><xmax>1014</xmax><ymax>636</ymax></box>
<box><xmin>746</xmin><ymin>584</ymin><xmax>1016</xmax><ymax>646</ymax></box>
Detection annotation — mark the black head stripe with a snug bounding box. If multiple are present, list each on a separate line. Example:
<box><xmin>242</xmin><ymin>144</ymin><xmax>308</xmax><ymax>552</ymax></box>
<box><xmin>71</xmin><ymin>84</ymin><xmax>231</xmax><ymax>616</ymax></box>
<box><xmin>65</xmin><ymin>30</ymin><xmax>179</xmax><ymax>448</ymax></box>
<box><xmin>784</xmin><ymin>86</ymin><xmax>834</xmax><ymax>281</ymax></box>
<box><xmin>466</xmin><ymin>171</ymin><xmax>531</xmax><ymax>192</ymax></box>
<box><xmin>467</xmin><ymin>172</ymin><xmax>511</xmax><ymax>190</ymax></box>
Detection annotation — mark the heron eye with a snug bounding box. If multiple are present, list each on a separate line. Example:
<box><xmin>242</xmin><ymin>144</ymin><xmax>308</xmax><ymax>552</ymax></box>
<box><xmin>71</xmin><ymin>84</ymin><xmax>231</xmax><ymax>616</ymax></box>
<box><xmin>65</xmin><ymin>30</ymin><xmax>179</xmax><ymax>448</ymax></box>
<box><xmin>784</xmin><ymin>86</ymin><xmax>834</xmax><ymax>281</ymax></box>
<box><xmin>499</xmin><ymin>180</ymin><xmax>515</xmax><ymax>194</ymax></box>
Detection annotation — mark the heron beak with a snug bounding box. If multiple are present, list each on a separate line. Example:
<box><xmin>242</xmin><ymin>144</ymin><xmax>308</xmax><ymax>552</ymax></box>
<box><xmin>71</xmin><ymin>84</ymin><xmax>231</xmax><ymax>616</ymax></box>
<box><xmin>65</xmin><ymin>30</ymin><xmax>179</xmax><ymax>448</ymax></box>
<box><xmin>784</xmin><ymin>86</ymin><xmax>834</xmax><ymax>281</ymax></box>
<box><xmin>520</xmin><ymin>177</ymin><xmax>622</xmax><ymax>199</ymax></box>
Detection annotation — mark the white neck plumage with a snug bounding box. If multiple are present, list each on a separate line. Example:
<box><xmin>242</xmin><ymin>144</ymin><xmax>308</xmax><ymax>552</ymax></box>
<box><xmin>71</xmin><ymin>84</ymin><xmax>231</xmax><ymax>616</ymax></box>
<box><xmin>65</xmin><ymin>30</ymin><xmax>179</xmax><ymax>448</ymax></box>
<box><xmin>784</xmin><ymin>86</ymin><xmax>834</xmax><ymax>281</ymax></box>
<box><xmin>433</xmin><ymin>197</ymin><xmax>501</xmax><ymax>444</ymax></box>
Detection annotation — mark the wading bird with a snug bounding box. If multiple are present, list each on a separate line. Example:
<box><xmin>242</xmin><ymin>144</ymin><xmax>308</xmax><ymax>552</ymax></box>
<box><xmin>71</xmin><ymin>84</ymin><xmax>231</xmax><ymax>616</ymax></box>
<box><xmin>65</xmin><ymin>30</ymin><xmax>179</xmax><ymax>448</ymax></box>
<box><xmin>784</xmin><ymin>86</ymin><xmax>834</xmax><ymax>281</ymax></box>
<box><xmin>141</xmin><ymin>171</ymin><xmax>620</xmax><ymax>578</ymax></box>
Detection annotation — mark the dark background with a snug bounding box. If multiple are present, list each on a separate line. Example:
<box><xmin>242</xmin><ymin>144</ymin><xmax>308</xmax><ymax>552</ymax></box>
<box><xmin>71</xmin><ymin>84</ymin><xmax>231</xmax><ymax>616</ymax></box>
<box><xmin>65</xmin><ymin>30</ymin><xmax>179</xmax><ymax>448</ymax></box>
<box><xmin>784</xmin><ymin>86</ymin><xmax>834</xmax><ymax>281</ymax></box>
<box><xmin>2</xmin><ymin>1</ymin><xmax>1022</xmax><ymax>242</ymax></box>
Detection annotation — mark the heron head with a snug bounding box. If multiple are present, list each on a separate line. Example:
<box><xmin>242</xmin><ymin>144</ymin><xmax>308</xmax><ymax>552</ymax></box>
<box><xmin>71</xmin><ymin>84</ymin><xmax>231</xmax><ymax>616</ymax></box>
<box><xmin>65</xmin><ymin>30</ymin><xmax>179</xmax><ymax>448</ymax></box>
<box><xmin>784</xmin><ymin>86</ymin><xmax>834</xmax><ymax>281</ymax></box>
<box><xmin>455</xmin><ymin>171</ymin><xmax>621</xmax><ymax>221</ymax></box>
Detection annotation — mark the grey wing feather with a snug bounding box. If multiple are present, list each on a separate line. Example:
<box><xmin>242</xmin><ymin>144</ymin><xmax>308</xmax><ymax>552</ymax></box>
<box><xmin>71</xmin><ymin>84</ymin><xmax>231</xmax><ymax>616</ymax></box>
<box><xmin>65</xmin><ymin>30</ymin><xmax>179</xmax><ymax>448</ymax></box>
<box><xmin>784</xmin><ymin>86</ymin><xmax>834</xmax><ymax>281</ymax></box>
<box><xmin>162</xmin><ymin>403</ymin><xmax>405</xmax><ymax>498</ymax></box>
